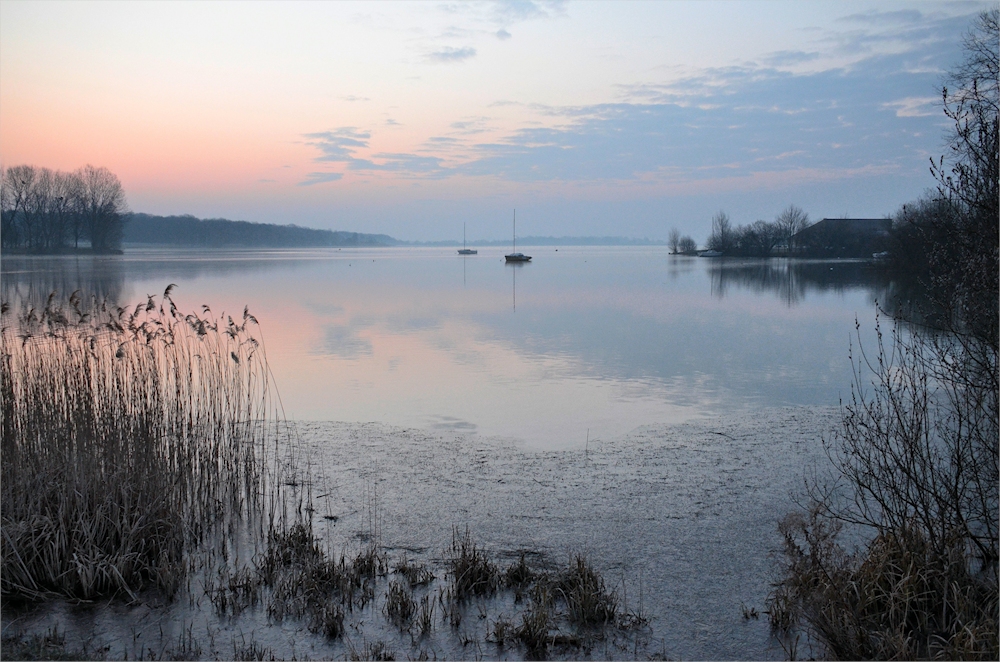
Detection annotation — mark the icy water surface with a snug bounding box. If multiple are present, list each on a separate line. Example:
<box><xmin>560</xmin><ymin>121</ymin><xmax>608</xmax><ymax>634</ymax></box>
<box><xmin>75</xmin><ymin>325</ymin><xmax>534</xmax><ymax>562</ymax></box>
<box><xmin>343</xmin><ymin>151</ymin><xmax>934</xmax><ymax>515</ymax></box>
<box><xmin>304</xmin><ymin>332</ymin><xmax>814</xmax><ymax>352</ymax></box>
<box><xmin>3</xmin><ymin>409</ymin><xmax>840</xmax><ymax>660</ymax></box>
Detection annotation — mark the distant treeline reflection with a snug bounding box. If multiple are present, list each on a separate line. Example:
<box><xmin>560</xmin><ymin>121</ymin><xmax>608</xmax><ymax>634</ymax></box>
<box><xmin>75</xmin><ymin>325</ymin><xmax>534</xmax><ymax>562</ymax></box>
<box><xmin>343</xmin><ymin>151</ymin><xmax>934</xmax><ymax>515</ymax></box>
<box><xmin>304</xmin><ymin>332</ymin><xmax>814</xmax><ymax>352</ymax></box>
<box><xmin>0</xmin><ymin>252</ymin><xmax>320</xmax><ymax>313</ymax></box>
<box><xmin>1</xmin><ymin>256</ymin><xmax>127</xmax><ymax>314</ymax></box>
<box><xmin>708</xmin><ymin>259</ymin><xmax>889</xmax><ymax>306</ymax></box>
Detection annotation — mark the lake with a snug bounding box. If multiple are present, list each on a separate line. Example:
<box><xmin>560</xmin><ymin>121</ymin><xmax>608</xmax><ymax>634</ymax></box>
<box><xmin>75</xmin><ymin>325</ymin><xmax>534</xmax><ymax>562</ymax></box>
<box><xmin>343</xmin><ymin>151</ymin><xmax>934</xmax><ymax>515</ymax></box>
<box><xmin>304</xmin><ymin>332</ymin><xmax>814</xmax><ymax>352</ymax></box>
<box><xmin>2</xmin><ymin>246</ymin><xmax>882</xmax><ymax>450</ymax></box>
<box><xmin>1</xmin><ymin>247</ymin><xmax>887</xmax><ymax>659</ymax></box>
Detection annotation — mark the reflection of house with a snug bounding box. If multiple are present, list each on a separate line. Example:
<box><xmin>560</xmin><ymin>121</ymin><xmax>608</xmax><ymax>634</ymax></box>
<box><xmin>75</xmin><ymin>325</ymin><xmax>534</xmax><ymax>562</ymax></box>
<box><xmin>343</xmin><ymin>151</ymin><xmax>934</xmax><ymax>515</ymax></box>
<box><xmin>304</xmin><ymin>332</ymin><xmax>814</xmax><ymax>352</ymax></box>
<box><xmin>790</xmin><ymin>218</ymin><xmax>891</xmax><ymax>258</ymax></box>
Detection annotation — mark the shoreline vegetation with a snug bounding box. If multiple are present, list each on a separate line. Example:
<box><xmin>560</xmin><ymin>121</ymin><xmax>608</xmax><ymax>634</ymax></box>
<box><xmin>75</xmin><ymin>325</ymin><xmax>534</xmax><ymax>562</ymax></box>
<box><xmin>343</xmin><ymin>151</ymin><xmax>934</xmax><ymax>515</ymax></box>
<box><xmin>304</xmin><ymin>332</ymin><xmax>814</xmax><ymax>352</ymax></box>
<box><xmin>0</xmin><ymin>288</ymin><xmax>652</xmax><ymax>661</ymax></box>
<box><xmin>0</xmin><ymin>287</ymin><xmax>291</xmax><ymax>605</ymax></box>
<box><xmin>765</xmin><ymin>9</ymin><xmax>998</xmax><ymax>661</ymax></box>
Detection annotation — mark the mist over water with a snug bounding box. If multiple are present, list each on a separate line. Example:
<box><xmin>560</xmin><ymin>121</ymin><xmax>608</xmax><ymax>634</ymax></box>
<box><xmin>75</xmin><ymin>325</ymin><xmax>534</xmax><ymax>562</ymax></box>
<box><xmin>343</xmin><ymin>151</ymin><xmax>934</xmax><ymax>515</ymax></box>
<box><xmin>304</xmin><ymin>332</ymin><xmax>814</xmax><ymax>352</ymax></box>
<box><xmin>2</xmin><ymin>247</ymin><xmax>883</xmax><ymax>450</ymax></box>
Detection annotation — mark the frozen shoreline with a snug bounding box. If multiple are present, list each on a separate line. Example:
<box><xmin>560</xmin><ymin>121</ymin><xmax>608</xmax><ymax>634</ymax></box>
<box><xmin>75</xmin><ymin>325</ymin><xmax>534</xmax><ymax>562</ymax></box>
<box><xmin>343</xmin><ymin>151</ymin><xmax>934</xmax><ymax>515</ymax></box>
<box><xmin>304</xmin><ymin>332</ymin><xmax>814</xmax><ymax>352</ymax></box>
<box><xmin>3</xmin><ymin>405</ymin><xmax>841</xmax><ymax>660</ymax></box>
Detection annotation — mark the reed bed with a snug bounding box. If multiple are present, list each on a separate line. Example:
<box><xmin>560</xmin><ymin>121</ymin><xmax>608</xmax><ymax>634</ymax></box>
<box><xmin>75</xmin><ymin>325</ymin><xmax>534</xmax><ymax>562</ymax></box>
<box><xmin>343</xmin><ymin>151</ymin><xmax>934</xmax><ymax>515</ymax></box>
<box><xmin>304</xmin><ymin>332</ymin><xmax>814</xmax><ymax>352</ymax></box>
<box><xmin>1</xmin><ymin>287</ymin><xmax>283</xmax><ymax>603</ymax></box>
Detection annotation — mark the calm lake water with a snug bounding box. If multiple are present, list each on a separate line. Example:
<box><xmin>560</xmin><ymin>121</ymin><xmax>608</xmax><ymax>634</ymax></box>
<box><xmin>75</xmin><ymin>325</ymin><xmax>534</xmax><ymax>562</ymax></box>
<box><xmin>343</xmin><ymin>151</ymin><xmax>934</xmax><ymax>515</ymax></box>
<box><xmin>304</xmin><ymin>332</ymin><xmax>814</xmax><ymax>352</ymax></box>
<box><xmin>2</xmin><ymin>246</ymin><xmax>883</xmax><ymax>451</ymax></box>
<box><xmin>2</xmin><ymin>247</ymin><xmax>890</xmax><ymax>659</ymax></box>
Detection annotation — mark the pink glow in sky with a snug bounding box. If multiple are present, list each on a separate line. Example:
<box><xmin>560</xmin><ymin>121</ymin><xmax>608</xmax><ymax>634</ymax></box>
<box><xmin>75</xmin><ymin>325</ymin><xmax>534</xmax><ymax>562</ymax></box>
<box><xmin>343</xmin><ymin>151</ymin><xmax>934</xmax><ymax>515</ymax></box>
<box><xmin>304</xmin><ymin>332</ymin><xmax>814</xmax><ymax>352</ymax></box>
<box><xmin>0</xmin><ymin>1</ymin><xmax>991</xmax><ymax>241</ymax></box>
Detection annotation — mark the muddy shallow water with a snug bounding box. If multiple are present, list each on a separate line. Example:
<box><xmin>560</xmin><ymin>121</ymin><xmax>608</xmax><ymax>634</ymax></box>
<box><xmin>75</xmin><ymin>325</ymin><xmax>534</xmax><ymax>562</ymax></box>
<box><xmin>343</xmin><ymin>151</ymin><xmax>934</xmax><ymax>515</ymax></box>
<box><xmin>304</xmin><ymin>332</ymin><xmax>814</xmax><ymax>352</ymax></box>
<box><xmin>3</xmin><ymin>406</ymin><xmax>840</xmax><ymax>660</ymax></box>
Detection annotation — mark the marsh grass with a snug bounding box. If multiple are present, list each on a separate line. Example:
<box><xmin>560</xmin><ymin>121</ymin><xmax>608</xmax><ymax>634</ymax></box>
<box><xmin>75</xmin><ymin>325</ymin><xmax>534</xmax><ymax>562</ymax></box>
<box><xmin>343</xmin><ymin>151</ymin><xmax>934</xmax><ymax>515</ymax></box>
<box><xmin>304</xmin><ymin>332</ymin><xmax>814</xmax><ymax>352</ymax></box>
<box><xmin>0</xmin><ymin>627</ymin><xmax>107</xmax><ymax>661</ymax></box>
<box><xmin>448</xmin><ymin>527</ymin><xmax>498</xmax><ymax>599</ymax></box>
<box><xmin>557</xmin><ymin>554</ymin><xmax>618</xmax><ymax>627</ymax></box>
<box><xmin>1</xmin><ymin>287</ymin><xmax>286</xmax><ymax>603</ymax></box>
<box><xmin>771</xmin><ymin>508</ymin><xmax>999</xmax><ymax>660</ymax></box>
<box><xmin>384</xmin><ymin>579</ymin><xmax>416</xmax><ymax>626</ymax></box>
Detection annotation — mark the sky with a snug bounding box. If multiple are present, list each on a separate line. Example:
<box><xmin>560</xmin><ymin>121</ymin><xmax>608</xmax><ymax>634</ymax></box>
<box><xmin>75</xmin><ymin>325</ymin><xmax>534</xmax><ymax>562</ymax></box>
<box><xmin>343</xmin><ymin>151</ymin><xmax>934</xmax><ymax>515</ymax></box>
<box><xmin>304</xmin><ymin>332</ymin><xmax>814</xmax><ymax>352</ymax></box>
<box><xmin>0</xmin><ymin>0</ymin><xmax>993</xmax><ymax>242</ymax></box>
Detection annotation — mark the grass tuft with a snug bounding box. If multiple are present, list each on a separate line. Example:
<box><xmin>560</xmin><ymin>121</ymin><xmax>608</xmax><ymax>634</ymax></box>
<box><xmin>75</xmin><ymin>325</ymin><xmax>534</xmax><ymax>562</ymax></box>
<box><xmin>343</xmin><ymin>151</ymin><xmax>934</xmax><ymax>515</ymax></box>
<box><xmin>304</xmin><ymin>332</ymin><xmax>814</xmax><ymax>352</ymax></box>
<box><xmin>448</xmin><ymin>527</ymin><xmax>498</xmax><ymax>599</ymax></box>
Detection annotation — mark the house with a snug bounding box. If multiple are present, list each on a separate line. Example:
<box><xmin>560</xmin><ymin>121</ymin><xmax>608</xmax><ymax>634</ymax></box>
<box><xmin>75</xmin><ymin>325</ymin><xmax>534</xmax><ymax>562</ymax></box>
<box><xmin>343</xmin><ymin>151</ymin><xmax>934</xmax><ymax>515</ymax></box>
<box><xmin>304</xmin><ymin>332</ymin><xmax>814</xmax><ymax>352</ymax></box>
<box><xmin>790</xmin><ymin>218</ymin><xmax>891</xmax><ymax>258</ymax></box>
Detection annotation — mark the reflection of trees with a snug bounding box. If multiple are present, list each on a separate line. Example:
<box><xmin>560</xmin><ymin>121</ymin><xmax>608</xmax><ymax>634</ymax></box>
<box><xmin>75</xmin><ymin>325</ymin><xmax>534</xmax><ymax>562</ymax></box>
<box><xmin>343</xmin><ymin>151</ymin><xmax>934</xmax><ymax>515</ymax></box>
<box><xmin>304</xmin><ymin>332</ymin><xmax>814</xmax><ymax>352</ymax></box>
<box><xmin>1</xmin><ymin>250</ymin><xmax>333</xmax><ymax>313</ymax></box>
<box><xmin>709</xmin><ymin>259</ymin><xmax>887</xmax><ymax>306</ymax></box>
<box><xmin>1</xmin><ymin>255</ymin><xmax>127</xmax><ymax>313</ymax></box>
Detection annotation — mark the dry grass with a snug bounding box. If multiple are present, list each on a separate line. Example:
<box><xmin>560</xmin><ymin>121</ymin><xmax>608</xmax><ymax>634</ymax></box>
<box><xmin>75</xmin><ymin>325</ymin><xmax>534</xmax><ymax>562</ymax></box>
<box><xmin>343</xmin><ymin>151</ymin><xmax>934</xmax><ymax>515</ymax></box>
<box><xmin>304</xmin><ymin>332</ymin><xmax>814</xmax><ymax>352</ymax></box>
<box><xmin>1</xmin><ymin>288</ymin><xmax>282</xmax><ymax>603</ymax></box>
<box><xmin>557</xmin><ymin>554</ymin><xmax>618</xmax><ymax>627</ymax></box>
<box><xmin>448</xmin><ymin>527</ymin><xmax>498</xmax><ymax>599</ymax></box>
<box><xmin>771</xmin><ymin>507</ymin><xmax>999</xmax><ymax>660</ymax></box>
<box><xmin>0</xmin><ymin>627</ymin><xmax>107</xmax><ymax>661</ymax></box>
<box><xmin>384</xmin><ymin>580</ymin><xmax>416</xmax><ymax>626</ymax></box>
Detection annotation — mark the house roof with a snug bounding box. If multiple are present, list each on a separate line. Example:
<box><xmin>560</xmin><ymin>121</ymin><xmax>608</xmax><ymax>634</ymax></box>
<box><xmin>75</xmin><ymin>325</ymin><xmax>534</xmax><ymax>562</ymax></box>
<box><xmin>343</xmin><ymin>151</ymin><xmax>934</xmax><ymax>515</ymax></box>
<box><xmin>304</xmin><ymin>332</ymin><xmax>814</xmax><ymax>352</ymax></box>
<box><xmin>792</xmin><ymin>217</ymin><xmax>891</xmax><ymax>239</ymax></box>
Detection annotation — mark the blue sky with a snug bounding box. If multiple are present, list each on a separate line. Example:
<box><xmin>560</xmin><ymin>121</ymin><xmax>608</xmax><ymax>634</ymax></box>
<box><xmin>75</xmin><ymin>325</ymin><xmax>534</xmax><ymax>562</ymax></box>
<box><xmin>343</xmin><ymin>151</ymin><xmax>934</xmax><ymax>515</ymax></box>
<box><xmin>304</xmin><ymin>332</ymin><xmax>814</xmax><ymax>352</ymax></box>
<box><xmin>0</xmin><ymin>1</ymin><xmax>994</xmax><ymax>241</ymax></box>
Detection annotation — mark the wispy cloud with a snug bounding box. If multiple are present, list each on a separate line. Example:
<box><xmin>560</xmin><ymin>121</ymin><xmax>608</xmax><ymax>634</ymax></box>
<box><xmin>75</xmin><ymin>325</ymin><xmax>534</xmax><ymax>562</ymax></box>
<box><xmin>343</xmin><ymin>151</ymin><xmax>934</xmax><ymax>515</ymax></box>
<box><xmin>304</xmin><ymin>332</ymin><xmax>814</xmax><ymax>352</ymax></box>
<box><xmin>490</xmin><ymin>0</ymin><xmax>566</xmax><ymax>24</ymax></box>
<box><xmin>496</xmin><ymin>28</ymin><xmax>512</xmax><ymax>40</ymax></box>
<box><xmin>298</xmin><ymin>172</ymin><xmax>344</xmax><ymax>186</ymax></box>
<box><xmin>303</xmin><ymin>128</ymin><xmax>450</xmax><ymax>178</ymax></box>
<box><xmin>761</xmin><ymin>50</ymin><xmax>821</xmax><ymax>67</ymax></box>
<box><xmin>428</xmin><ymin>46</ymin><xmax>476</xmax><ymax>62</ymax></box>
<box><xmin>298</xmin><ymin>8</ymin><xmax>965</xmax><ymax>194</ymax></box>
<box><xmin>304</xmin><ymin>128</ymin><xmax>371</xmax><ymax>161</ymax></box>
<box><xmin>880</xmin><ymin>96</ymin><xmax>939</xmax><ymax>117</ymax></box>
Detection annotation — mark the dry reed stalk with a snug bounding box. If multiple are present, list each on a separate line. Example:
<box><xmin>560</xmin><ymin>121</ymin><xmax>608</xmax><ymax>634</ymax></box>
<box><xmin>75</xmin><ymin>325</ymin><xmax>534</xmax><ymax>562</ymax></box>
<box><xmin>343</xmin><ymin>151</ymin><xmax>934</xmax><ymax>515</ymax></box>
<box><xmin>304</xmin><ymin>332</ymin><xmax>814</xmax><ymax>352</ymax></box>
<box><xmin>1</xmin><ymin>287</ymin><xmax>287</xmax><ymax>603</ymax></box>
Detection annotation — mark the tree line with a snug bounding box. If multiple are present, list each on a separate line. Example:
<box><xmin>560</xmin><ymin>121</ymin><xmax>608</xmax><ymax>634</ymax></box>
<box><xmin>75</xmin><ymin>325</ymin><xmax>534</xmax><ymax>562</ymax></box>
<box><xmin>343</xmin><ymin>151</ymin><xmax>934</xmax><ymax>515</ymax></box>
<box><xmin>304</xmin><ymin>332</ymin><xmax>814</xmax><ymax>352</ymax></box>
<box><xmin>704</xmin><ymin>205</ymin><xmax>811</xmax><ymax>256</ymax></box>
<box><xmin>1</xmin><ymin>165</ymin><xmax>128</xmax><ymax>253</ymax></box>
<box><xmin>668</xmin><ymin>205</ymin><xmax>812</xmax><ymax>256</ymax></box>
<box><xmin>126</xmin><ymin>213</ymin><xmax>396</xmax><ymax>248</ymax></box>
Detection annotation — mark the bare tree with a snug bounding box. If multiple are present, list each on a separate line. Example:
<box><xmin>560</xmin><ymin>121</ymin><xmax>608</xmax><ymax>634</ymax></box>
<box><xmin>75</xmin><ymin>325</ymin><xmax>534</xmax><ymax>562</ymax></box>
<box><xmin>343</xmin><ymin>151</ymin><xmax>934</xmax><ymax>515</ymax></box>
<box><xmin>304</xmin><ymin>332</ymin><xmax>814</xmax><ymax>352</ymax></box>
<box><xmin>79</xmin><ymin>165</ymin><xmax>128</xmax><ymax>252</ymax></box>
<box><xmin>734</xmin><ymin>219</ymin><xmax>783</xmax><ymax>257</ymax></box>
<box><xmin>775</xmin><ymin>204</ymin><xmax>810</xmax><ymax>249</ymax></box>
<box><xmin>706</xmin><ymin>210</ymin><xmax>733</xmax><ymax>252</ymax></box>
<box><xmin>678</xmin><ymin>235</ymin><xmax>698</xmax><ymax>254</ymax></box>
<box><xmin>1</xmin><ymin>165</ymin><xmax>37</xmax><ymax>249</ymax></box>
<box><xmin>668</xmin><ymin>228</ymin><xmax>681</xmax><ymax>254</ymax></box>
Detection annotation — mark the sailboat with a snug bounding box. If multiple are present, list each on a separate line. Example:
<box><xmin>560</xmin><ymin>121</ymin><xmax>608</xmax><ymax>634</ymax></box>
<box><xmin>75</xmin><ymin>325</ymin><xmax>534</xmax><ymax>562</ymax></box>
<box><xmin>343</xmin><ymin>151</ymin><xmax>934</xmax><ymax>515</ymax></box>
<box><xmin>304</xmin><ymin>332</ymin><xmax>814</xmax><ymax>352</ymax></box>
<box><xmin>457</xmin><ymin>222</ymin><xmax>477</xmax><ymax>255</ymax></box>
<box><xmin>504</xmin><ymin>210</ymin><xmax>531</xmax><ymax>262</ymax></box>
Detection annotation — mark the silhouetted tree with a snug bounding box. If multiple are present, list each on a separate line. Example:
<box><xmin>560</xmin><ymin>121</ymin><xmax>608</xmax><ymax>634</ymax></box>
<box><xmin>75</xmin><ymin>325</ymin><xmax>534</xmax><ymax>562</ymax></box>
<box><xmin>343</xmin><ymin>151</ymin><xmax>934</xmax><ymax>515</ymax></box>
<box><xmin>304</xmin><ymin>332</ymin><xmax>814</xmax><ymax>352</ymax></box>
<box><xmin>678</xmin><ymin>235</ymin><xmax>698</xmax><ymax>254</ymax></box>
<box><xmin>706</xmin><ymin>210</ymin><xmax>733</xmax><ymax>252</ymax></box>
<box><xmin>1</xmin><ymin>164</ymin><xmax>127</xmax><ymax>253</ymax></box>
<box><xmin>733</xmin><ymin>219</ymin><xmax>782</xmax><ymax>257</ymax></box>
<box><xmin>775</xmin><ymin>204</ymin><xmax>810</xmax><ymax>249</ymax></box>
<box><xmin>79</xmin><ymin>165</ymin><xmax>128</xmax><ymax>252</ymax></box>
<box><xmin>668</xmin><ymin>228</ymin><xmax>681</xmax><ymax>254</ymax></box>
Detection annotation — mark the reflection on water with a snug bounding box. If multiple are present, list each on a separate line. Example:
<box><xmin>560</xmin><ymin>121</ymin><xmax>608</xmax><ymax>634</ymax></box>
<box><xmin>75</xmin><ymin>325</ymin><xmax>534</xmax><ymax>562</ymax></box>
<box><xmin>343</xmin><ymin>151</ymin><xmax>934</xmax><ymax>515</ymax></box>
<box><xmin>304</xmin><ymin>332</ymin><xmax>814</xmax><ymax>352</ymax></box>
<box><xmin>708</xmin><ymin>258</ymin><xmax>887</xmax><ymax>306</ymax></box>
<box><xmin>1</xmin><ymin>255</ymin><xmax>127</xmax><ymax>312</ymax></box>
<box><xmin>2</xmin><ymin>247</ymin><xmax>889</xmax><ymax>449</ymax></box>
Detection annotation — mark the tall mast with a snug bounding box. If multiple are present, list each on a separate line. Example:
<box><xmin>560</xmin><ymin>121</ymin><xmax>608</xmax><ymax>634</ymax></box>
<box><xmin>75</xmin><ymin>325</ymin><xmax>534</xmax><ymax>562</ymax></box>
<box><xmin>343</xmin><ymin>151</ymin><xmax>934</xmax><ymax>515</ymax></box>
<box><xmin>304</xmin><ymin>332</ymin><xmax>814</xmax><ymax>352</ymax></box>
<box><xmin>463</xmin><ymin>222</ymin><xmax>466</xmax><ymax>250</ymax></box>
<box><xmin>513</xmin><ymin>209</ymin><xmax>516</xmax><ymax>253</ymax></box>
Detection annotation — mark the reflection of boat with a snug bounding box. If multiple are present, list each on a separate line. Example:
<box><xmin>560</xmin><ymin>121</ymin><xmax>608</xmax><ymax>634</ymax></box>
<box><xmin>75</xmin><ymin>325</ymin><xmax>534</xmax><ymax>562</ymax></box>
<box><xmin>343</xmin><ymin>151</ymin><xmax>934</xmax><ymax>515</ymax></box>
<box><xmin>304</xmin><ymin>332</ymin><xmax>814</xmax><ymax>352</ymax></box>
<box><xmin>505</xmin><ymin>210</ymin><xmax>531</xmax><ymax>262</ymax></box>
<box><xmin>457</xmin><ymin>222</ymin><xmax>477</xmax><ymax>255</ymax></box>
<box><xmin>699</xmin><ymin>250</ymin><xmax>723</xmax><ymax>257</ymax></box>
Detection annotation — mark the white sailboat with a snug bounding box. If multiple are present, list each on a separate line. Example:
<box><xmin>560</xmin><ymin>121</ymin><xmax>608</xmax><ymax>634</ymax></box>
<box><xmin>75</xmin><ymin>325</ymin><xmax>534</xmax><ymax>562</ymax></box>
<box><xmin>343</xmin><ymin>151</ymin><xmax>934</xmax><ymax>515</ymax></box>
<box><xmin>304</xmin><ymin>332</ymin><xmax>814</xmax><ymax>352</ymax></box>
<box><xmin>504</xmin><ymin>210</ymin><xmax>531</xmax><ymax>262</ymax></box>
<box><xmin>457</xmin><ymin>222</ymin><xmax>477</xmax><ymax>255</ymax></box>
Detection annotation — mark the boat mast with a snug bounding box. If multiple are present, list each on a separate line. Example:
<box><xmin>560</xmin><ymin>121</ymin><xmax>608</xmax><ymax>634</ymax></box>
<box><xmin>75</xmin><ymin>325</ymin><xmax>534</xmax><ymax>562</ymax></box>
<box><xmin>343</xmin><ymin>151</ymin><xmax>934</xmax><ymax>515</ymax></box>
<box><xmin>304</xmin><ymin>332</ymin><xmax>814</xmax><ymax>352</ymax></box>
<box><xmin>463</xmin><ymin>222</ymin><xmax>466</xmax><ymax>250</ymax></box>
<box><xmin>513</xmin><ymin>209</ymin><xmax>516</xmax><ymax>253</ymax></box>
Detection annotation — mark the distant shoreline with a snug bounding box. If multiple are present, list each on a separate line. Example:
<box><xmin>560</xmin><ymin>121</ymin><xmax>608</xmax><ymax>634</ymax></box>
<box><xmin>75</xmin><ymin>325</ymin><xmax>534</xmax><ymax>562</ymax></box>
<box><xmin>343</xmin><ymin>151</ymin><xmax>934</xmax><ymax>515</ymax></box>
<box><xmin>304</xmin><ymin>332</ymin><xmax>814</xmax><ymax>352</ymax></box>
<box><xmin>0</xmin><ymin>246</ymin><xmax>123</xmax><ymax>256</ymax></box>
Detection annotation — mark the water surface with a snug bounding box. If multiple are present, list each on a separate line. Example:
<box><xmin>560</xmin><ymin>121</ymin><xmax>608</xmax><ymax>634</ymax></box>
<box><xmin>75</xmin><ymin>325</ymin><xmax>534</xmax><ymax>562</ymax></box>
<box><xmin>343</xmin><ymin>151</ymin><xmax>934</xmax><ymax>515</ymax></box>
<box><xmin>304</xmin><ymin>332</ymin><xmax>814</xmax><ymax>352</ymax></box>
<box><xmin>2</xmin><ymin>247</ymin><xmax>883</xmax><ymax>450</ymax></box>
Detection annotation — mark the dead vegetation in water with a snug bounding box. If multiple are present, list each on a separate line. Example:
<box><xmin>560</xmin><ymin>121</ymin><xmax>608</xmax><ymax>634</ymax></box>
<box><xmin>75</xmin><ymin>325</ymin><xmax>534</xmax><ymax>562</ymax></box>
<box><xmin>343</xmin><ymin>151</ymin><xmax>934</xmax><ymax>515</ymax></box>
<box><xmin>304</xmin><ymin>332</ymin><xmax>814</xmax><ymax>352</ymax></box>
<box><xmin>207</xmin><ymin>522</ymin><xmax>387</xmax><ymax>640</ymax></box>
<box><xmin>205</xmin><ymin>522</ymin><xmax>644</xmax><ymax>657</ymax></box>
<box><xmin>448</xmin><ymin>527</ymin><xmax>499</xmax><ymax>599</ymax></box>
<box><xmin>0</xmin><ymin>627</ymin><xmax>108</xmax><ymax>661</ymax></box>
<box><xmin>0</xmin><ymin>288</ymin><xmax>286</xmax><ymax>604</ymax></box>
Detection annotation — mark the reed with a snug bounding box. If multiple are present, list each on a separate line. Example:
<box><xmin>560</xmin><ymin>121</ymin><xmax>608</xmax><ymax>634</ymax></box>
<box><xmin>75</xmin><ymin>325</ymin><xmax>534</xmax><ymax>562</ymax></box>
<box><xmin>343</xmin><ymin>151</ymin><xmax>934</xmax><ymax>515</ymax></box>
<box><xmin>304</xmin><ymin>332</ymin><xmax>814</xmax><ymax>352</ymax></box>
<box><xmin>1</xmin><ymin>287</ymin><xmax>281</xmax><ymax>603</ymax></box>
<box><xmin>448</xmin><ymin>526</ymin><xmax>498</xmax><ymax>599</ymax></box>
